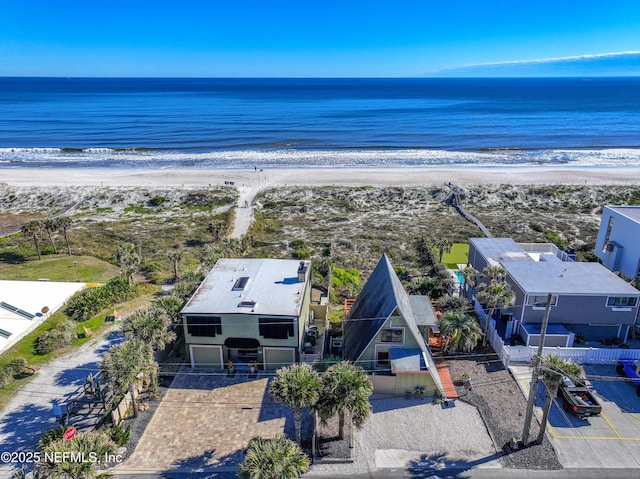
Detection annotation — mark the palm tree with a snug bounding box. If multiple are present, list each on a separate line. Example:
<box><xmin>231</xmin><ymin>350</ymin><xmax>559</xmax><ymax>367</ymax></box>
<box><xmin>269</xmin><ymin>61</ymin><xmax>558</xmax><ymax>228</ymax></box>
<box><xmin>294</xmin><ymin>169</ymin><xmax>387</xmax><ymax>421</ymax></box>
<box><xmin>115</xmin><ymin>242</ymin><xmax>142</xmax><ymax>287</ymax></box>
<box><xmin>207</xmin><ymin>220</ymin><xmax>226</xmax><ymax>241</ymax></box>
<box><xmin>460</xmin><ymin>265</ymin><xmax>479</xmax><ymax>295</ymax></box>
<box><xmin>434</xmin><ymin>238</ymin><xmax>453</xmax><ymax>264</ymax></box>
<box><xmin>314</xmin><ymin>361</ymin><xmax>373</xmax><ymax>443</ymax></box>
<box><xmin>482</xmin><ymin>265</ymin><xmax>506</xmax><ymax>282</ymax></box>
<box><xmin>22</xmin><ymin>220</ymin><xmax>43</xmax><ymax>260</ymax></box>
<box><xmin>156</xmin><ymin>295</ymin><xmax>184</xmax><ymax>324</ymax></box>
<box><xmin>56</xmin><ymin>216</ymin><xmax>73</xmax><ymax>256</ymax></box>
<box><xmin>43</xmin><ymin>218</ymin><xmax>59</xmax><ymax>254</ymax></box>
<box><xmin>166</xmin><ymin>248</ymin><xmax>184</xmax><ymax>281</ymax></box>
<box><xmin>101</xmin><ymin>338</ymin><xmax>157</xmax><ymax>418</ymax></box>
<box><xmin>476</xmin><ymin>279</ymin><xmax>515</xmax><ymax>346</ymax></box>
<box><xmin>270</xmin><ymin>364</ymin><xmax>321</xmax><ymax>444</ymax></box>
<box><xmin>121</xmin><ymin>306</ymin><xmax>176</xmax><ymax>351</ymax></box>
<box><xmin>439</xmin><ymin>312</ymin><xmax>483</xmax><ymax>353</ymax></box>
<box><xmin>239</xmin><ymin>435</ymin><xmax>309</xmax><ymax>479</ymax></box>
<box><xmin>537</xmin><ymin>355</ymin><xmax>585</xmax><ymax>444</ymax></box>
<box><xmin>35</xmin><ymin>430</ymin><xmax>117</xmax><ymax>479</ymax></box>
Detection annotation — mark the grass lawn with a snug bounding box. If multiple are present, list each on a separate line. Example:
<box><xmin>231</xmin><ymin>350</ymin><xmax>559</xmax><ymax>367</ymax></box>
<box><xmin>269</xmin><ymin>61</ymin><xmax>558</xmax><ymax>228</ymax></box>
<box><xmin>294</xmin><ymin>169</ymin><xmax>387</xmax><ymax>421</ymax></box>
<box><xmin>440</xmin><ymin>243</ymin><xmax>470</xmax><ymax>268</ymax></box>
<box><xmin>0</xmin><ymin>255</ymin><xmax>118</xmax><ymax>283</ymax></box>
<box><xmin>0</xmin><ymin>284</ymin><xmax>160</xmax><ymax>412</ymax></box>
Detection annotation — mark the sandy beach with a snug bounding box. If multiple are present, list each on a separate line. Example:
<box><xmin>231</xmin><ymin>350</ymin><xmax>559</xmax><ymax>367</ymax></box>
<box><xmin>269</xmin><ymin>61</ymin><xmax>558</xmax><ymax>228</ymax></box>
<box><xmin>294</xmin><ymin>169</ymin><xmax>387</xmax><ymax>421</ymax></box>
<box><xmin>2</xmin><ymin>166</ymin><xmax>640</xmax><ymax>188</ymax></box>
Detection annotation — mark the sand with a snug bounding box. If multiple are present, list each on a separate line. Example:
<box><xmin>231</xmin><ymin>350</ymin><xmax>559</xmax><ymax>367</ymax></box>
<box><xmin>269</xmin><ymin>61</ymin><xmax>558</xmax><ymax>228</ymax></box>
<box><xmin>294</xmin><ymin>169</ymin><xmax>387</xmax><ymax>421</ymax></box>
<box><xmin>2</xmin><ymin>166</ymin><xmax>640</xmax><ymax>188</ymax></box>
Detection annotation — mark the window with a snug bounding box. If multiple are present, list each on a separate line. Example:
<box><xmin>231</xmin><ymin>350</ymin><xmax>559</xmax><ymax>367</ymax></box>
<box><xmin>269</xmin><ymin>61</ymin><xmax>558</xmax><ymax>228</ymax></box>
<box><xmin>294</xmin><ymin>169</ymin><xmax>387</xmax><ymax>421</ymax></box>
<box><xmin>259</xmin><ymin>317</ymin><xmax>294</xmax><ymax>339</ymax></box>
<box><xmin>376</xmin><ymin>351</ymin><xmax>391</xmax><ymax>368</ymax></box>
<box><xmin>602</xmin><ymin>216</ymin><xmax>614</xmax><ymax>253</ymax></box>
<box><xmin>527</xmin><ymin>295</ymin><xmax>557</xmax><ymax>307</ymax></box>
<box><xmin>186</xmin><ymin>316</ymin><xmax>222</xmax><ymax>337</ymax></box>
<box><xmin>606</xmin><ymin>296</ymin><xmax>638</xmax><ymax>308</ymax></box>
<box><xmin>380</xmin><ymin>328</ymin><xmax>404</xmax><ymax>344</ymax></box>
<box><xmin>232</xmin><ymin>276</ymin><xmax>251</xmax><ymax>291</ymax></box>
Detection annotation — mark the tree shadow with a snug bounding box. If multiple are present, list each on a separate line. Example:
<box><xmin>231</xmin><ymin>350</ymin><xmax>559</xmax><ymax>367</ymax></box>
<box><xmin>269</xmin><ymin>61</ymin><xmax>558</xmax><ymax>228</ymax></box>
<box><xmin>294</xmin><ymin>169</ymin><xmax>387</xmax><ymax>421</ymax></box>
<box><xmin>54</xmin><ymin>360</ymin><xmax>100</xmax><ymax>387</ymax></box>
<box><xmin>369</xmin><ymin>394</ymin><xmax>437</xmax><ymax>413</ymax></box>
<box><xmin>94</xmin><ymin>329</ymin><xmax>124</xmax><ymax>355</ymax></box>
<box><xmin>160</xmin><ymin>449</ymin><xmax>242</xmax><ymax>478</ymax></box>
<box><xmin>0</xmin><ymin>403</ymin><xmax>56</xmax><ymax>466</ymax></box>
<box><xmin>0</xmin><ymin>251</ymin><xmax>26</xmax><ymax>263</ymax></box>
<box><xmin>406</xmin><ymin>451</ymin><xmax>502</xmax><ymax>478</ymax></box>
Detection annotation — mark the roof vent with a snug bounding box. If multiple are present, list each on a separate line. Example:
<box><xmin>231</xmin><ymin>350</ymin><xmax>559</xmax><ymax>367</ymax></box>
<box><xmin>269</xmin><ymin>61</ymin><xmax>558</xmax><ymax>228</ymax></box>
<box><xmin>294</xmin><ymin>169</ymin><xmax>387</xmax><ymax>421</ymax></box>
<box><xmin>297</xmin><ymin>261</ymin><xmax>308</xmax><ymax>283</ymax></box>
<box><xmin>238</xmin><ymin>300</ymin><xmax>257</xmax><ymax>308</ymax></box>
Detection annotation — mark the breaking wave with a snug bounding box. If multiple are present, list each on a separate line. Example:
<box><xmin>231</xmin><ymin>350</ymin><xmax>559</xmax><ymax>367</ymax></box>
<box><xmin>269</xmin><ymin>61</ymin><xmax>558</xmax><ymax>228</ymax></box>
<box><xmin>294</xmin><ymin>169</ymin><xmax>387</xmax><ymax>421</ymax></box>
<box><xmin>1</xmin><ymin>147</ymin><xmax>640</xmax><ymax>169</ymax></box>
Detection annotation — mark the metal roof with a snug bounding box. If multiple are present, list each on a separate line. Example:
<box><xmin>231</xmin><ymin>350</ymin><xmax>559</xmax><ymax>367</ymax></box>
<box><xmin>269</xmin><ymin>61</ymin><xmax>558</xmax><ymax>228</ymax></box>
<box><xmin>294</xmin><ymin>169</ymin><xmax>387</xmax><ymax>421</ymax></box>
<box><xmin>409</xmin><ymin>295</ymin><xmax>438</xmax><ymax>326</ymax></box>
<box><xmin>180</xmin><ymin>258</ymin><xmax>309</xmax><ymax>317</ymax></box>
<box><xmin>343</xmin><ymin>254</ymin><xmax>416</xmax><ymax>362</ymax></box>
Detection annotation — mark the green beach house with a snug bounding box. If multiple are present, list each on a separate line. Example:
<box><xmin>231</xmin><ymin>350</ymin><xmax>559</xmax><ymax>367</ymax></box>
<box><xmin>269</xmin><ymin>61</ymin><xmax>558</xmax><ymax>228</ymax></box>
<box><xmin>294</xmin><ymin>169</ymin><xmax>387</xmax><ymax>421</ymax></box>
<box><xmin>180</xmin><ymin>258</ymin><xmax>312</xmax><ymax>370</ymax></box>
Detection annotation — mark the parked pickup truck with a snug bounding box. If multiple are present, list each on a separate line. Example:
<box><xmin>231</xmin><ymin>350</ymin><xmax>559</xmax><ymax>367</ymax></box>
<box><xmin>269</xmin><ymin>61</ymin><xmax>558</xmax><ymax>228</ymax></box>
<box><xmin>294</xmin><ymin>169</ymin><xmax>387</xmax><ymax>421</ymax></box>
<box><xmin>616</xmin><ymin>359</ymin><xmax>640</xmax><ymax>396</ymax></box>
<box><xmin>557</xmin><ymin>377</ymin><xmax>602</xmax><ymax>417</ymax></box>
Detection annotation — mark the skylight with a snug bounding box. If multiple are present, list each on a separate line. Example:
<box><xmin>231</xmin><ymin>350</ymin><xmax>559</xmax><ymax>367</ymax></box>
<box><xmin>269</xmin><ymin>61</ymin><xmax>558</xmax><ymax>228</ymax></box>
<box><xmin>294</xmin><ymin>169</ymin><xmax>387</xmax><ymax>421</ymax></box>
<box><xmin>232</xmin><ymin>276</ymin><xmax>251</xmax><ymax>291</ymax></box>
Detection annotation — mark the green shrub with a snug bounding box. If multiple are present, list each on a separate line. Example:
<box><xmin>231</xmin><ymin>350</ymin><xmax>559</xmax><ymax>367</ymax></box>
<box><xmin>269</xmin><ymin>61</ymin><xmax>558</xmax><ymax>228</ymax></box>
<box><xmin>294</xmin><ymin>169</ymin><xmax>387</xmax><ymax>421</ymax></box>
<box><xmin>108</xmin><ymin>423</ymin><xmax>131</xmax><ymax>447</ymax></box>
<box><xmin>34</xmin><ymin>321</ymin><xmax>76</xmax><ymax>355</ymax></box>
<box><xmin>65</xmin><ymin>275</ymin><xmax>137</xmax><ymax>321</ymax></box>
<box><xmin>5</xmin><ymin>357</ymin><xmax>28</xmax><ymax>376</ymax></box>
<box><xmin>37</xmin><ymin>424</ymin><xmax>68</xmax><ymax>450</ymax></box>
<box><xmin>148</xmin><ymin>195</ymin><xmax>166</xmax><ymax>207</ymax></box>
<box><xmin>293</xmin><ymin>247</ymin><xmax>311</xmax><ymax>260</ymax></box>
<box><xmin>0</xmin><ymin>369</ymin><xmax>12</xmax><ymax>388</ymax></box>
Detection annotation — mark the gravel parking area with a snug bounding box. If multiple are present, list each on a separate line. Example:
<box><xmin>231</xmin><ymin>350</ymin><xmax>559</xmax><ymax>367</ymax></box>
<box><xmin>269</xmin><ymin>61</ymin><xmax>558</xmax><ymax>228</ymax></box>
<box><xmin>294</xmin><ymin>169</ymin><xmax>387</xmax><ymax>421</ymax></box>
<box><xmin>447</xmin><ymin>350</ymin><xmax>562</xmax><ymax>471</ymax></box>
<box><xmin>308</xmin><ymin>394</ymin><xmax>499</xmax><ymax>476</ymax></box>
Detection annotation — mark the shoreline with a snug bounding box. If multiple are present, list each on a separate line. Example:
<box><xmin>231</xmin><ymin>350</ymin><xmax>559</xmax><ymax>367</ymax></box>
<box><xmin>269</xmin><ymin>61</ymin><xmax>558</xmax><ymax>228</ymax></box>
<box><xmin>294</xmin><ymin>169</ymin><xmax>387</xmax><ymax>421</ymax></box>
<box><xmin>2</xmin><ymin>166</ymin><xmax>640</xmax><ymax>188</ymax></box>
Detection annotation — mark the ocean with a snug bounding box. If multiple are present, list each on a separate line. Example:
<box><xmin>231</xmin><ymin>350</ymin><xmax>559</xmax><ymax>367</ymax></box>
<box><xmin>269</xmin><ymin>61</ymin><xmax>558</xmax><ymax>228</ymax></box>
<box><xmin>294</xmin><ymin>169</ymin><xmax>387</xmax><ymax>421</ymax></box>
<box><xmin>1</xmin><ymin>77</ymin><xmax>640</xmax><ymax>169</ymax></box>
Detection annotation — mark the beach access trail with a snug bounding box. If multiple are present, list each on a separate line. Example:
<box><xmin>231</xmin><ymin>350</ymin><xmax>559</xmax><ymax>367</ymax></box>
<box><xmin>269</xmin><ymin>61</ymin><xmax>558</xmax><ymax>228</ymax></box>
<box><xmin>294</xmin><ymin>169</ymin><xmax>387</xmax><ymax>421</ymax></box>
<box><xmin>0</xmin><ymin>327</ymin><xmax>122</xmax><ymax>479</ymax></box>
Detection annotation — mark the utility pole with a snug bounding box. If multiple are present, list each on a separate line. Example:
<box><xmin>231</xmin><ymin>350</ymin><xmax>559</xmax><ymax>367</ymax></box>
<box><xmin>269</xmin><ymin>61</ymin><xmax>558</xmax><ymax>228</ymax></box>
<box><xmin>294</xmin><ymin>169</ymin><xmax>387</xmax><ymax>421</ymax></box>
<box><xmin>521</xmin><ymin>292</ymin><xmax>553</xmax><ymax>446</ymax></box>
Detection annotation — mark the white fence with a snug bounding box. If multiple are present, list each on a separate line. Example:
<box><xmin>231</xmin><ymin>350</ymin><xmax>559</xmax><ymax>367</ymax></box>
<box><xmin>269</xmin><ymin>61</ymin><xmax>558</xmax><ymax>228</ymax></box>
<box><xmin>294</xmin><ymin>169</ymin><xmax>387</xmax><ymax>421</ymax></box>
<box><xmin>475</xmin><ymin>300</ymin><xmax>640</xmax><ymax>367</ymax></box>
<box><xmin>537</xmin><ymin>346</ymin><xmax>640</xmax><ymax>364</ymax></box>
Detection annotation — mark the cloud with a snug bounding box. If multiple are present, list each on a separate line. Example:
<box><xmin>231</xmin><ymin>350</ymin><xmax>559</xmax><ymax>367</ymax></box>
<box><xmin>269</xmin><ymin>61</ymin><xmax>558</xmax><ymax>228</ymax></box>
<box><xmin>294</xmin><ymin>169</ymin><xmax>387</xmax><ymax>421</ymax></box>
<box><xmin>430</xmin><ymin>51</ymin><xmax>640</xmax><ymax>77</ymax></box>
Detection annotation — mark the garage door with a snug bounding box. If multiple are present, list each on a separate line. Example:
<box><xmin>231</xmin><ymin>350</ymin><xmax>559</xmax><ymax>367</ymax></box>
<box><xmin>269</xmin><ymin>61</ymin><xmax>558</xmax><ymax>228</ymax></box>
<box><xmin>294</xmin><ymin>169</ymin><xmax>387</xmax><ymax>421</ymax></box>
<box><xmin>189</xmin><ymin>345</ymin><xmax>223</xmax><ymax>368</ymax></box>
<box><xmin>263</xmin><ymin>347</ymin><xmax>295</xmax><ymax>370</ymax></box>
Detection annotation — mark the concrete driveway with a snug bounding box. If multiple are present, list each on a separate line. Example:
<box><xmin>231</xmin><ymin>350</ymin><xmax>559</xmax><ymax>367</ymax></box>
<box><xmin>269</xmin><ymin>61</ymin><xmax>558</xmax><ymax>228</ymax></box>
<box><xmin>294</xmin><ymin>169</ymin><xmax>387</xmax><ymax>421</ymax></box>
<box><xmin>510</xmin><ymin>363</ymin><xmax>640</xmax><ymax>469</ymax></box>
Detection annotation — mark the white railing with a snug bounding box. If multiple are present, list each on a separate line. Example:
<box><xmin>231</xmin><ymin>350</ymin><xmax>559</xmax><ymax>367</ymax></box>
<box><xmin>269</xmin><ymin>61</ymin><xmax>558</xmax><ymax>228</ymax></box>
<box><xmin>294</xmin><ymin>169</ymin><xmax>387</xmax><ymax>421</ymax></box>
<box><xmin>503</xmin><ymin>343</ymin><xmax>640</xmax><ymax>365</ymax></box>
<box><xmin>539</xmin><ymin>346</ymin><xmax>640</xmax><ymax>364</ymax></box>
<box><xmin>301</xmin><ymin>352</ymin><xmax>321</xmax><ymax>363</ymax></box>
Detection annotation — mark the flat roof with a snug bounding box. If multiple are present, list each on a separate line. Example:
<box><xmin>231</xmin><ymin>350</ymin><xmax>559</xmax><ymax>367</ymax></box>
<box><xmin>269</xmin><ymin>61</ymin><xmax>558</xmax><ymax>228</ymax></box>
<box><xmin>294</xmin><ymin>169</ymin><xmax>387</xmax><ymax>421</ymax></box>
<box><xmin>506</xmin><ymin>261</ymin><xmax>640</xmax><ymax>296</ymax></box>
<box><xmin>0</xmin><ymin>280</ymin><xmax>86</xmax><ymax>353</ymax></box>
<box><xmin>471</xmin><ymin>238</ymin><xmax>640</xmax><ymax>296</ymax></box>
<box><xmin>181</xmin><ymin>258</ymin><xmax>309</xmax><ymax>317</ymax></box>
<box><xmin>607</xmin><ymin>205</ymin><xmax>640</xmax><ymax>223</ymax></box>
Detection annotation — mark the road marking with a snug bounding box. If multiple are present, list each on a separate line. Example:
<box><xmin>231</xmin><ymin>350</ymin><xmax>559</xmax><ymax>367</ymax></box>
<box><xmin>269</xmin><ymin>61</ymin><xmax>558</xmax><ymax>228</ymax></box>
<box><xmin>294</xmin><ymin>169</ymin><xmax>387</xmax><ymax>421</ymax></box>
<box><xmin>551</xmin><ymin>435</ymin><xmax>640</xmax><ymax>441</ymax></box>
<box><xmin>601</xmin><ymin>412</ymin><xmax>622</xmax><ymax>438</ymax></box>
<box><xmin>631</xmin><ymin>414</ymin><xmax>640</xmax><ymax>426</ymax></box>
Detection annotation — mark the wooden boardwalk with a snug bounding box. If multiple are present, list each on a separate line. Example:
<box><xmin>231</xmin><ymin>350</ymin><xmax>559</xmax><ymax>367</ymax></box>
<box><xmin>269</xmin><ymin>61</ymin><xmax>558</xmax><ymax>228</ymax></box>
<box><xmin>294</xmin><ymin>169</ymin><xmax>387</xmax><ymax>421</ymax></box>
<box><xmin>444</xmin><ymin>182</ymin><xmax>493</xmax><ymax>238</ymax></box>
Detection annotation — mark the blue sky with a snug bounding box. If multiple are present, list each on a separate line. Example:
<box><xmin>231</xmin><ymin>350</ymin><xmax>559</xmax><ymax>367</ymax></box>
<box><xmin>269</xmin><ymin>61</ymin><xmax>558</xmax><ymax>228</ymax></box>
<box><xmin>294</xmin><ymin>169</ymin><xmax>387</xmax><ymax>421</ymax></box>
<box><xmin>2</xmin><ymin>0</ymin><xmax>640</xmax><ymax>77</ymax></box>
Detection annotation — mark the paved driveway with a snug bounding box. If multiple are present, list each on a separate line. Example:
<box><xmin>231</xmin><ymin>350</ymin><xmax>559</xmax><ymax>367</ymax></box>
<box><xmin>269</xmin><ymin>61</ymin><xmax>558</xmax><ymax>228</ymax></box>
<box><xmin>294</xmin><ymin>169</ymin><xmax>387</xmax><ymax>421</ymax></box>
<box><xmin>116</xmin><ymin>369</ymin><xmax>297</xmax><ymax>476</ymax></box>
<box><xmin>510</xmin><ymin>363</ymin><xmax>640</xmax><ymax>469</ymax></box>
